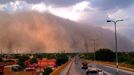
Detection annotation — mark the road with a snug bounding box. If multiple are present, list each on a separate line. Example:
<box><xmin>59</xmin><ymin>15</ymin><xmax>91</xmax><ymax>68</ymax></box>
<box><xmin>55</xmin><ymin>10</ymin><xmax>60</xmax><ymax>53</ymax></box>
<box><xmin>60</xmin><ymin>58</ymin><xmax>134</xmax><ymax>75</ymax></box>
<box><xmin>67</xmin><ymin>59</ymin><xmax>99</xmax><ymax>75</ymax></box>
<box><xmin>97</xmin><ymin>64</ymin><xmax>134</xmax><ymax>75</ymax></box>
<box><xmin>60</xmin><ymin>57</ymin><xmax>99</xmax><ymax>75</ymax></box>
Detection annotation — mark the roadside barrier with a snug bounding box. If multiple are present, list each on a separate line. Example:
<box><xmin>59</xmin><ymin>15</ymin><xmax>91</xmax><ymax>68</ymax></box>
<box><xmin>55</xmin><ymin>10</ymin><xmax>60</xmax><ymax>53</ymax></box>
<box><xmin>50</xmin><ymin>60</ymin><xmax>71</xmax><ymax>75</ymax></box>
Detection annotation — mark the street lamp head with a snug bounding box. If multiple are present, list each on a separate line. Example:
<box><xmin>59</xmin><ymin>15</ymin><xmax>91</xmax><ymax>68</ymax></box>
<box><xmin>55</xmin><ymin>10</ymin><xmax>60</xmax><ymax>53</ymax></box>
<box><xmin>117</xmin><ymin>19</ymin><xmax>124</xmax><ymax>22</ymax></box>
<box><xmin>107</xmin><ymin>19</ymin><xmax>124</xmax><ymax>23</ymax></box>
<box><xmin>107</xmin><ymin>20</ymin><xmax>112</xmax><ymax>22</ymax></box>
<box><xmin>120</xmin><ymin>19</ymin><xmax>124</xmax><ymax>21</ymax></box>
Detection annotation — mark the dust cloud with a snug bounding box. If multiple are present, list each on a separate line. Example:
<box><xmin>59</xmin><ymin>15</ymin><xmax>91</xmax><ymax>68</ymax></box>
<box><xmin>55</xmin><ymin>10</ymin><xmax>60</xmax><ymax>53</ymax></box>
<box><xmin>0</xmin><ymin>11</ymin><xmax>133</xmax><ymax>53</ymax></box>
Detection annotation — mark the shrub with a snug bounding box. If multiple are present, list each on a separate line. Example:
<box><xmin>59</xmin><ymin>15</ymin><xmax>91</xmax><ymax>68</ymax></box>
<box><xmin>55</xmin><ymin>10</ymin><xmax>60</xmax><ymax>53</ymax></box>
<box><xmin>95</xmin><ymin>48</ymin><xmax>115</xmax><ymax>61</ymax></box>
<box><xmin>43</xmin><ymin>67</ymin><xmax>53</xmax><ymax>75</ymax></box>
<box><xmin>55</xmin><ymin>53</ymin><xmax>69</xmax><ymax>66</ymax></box>
<box><xmin>80</xmin><ymin>53</ymin><xmax>94</xmax><ymax>60</ymax></box>
<box><xmin>126</xmin><ymin>59</ymin><xmax>134</xmax><ymax>65</ymax></box>
<box><xmin>4</xmin><ymin>60</ymin><xmax>15</xmax><ymax>62</ymax></box>
<box><xmin>17</xmin><ymin>55</ymin><xmax>29</xmax><ymax>68</ymax></box>
<box><xmin>0</xmin><ymin>57</ymin><xmax>3</xmax><ymax>62</ymax></box>
<box><xmin>30</xmin><ymin>58</ymin><xmax>38</xmax><ymax>64</ymax></box>
<box><xmin>118</xmin><ymin>53</ymin><xmax>129</xmax><ymax>62</ymax></box>
<box><xmin>17</xmin><ymin>61</ymin><xmax>25</xmax><ymax>69</ymax></box>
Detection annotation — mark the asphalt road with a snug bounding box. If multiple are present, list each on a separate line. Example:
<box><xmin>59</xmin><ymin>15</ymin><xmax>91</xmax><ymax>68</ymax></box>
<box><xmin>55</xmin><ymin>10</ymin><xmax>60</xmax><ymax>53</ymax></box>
<box><xmin>60</xmin><ymin>57</ymin><xmax>134</xmax><ymax>75</ymax></box>
<box><xmin>97</xmin><ymin>64</ymin><xmax>134</xmax><ymax>75</ymax></box>
<box><xmin>68</xmin><ymin>59</ymin><xmax>99</xmax><ymax>75</ymax></box>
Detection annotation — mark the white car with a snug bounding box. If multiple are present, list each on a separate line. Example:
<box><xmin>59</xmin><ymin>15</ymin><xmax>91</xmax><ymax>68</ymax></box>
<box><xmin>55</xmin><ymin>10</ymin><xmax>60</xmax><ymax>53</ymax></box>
<box><xmin>98</xmin><ymin>69</ymin><xmax>104</xmax><ymax>75</ymax></box>
<box><xmin>86</xmin><ymin>67</ymin><xmax>99</xmax><ymax>75</ymax></box>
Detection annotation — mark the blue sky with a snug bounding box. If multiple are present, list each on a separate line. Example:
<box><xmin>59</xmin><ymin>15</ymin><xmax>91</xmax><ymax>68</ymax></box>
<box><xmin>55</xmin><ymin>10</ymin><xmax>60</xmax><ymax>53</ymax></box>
<box><xmin>0</xmin><ymin>0</ymin><xmax>134</xmax><ymax>42</ymax></box>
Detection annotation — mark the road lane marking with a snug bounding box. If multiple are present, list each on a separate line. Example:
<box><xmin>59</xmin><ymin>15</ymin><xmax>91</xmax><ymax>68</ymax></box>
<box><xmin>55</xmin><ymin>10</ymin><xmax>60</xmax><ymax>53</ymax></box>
<box><xmin>103</xmin><ymin>70</ymin><xmax>112</xmax><ymax>75</ymax></box>
<box><xmin>101</xmin><ymin>65</ymin><xmax>134</xmax><ymax>75</ymax></box>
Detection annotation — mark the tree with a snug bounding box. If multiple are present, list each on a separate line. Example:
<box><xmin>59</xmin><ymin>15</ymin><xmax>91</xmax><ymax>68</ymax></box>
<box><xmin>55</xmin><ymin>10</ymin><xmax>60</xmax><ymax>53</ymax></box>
<box><xmin>18</xmin><ymin>61</ymin><xmax>25</xmax><ymax>69</ymax></box>
<box><xmin>43</xmin><ymin>67</ymin><xmax>53</xmax><ymax>75</ymax></box>
<box><xmin>0</xmin><ymin>57</ymin><xmax>3</xmax><ymax>62</ymax></box>
<box><xmin>55</xmin><ymin>53</ymin><xmax>69</xmax><ymax>66</ymax></box>
<box><xmin>80</xmin><ymin>53</ymin><xmax>94</xmax><ymax>60</ymax></box>
<box><xmin>17</xmin><ymin>55</ymin><xmax>30</xmax><ymax>68</ymax></box>
<box><xmin>95</xmin><ymin>48</ymin><xmax>115</xmax><ymax>61</ymax></box>
<box><xmin>126</xmin><ymin>58</ymin><xmax>134</xmax><ymax>65</ymax></box>
<box><xmin>30</xmin><ymin>58</ymin><xmax>38</xmax><ymax>64</ymax></box>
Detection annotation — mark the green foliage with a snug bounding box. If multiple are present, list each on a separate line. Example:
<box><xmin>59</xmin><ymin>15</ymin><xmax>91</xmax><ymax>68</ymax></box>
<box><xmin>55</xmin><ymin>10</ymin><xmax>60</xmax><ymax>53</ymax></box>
<box><xmin>129</xmin><ymin>52</ymin><xmax>134</xmax><ymax>57</ymax></box>
<box><xmin>126</xmin><ymin>59</ymin><xmax>134</xmax><ymax>65</ymax></box>
<box><xmin>17</xmin><ymin>55</ymin><xmax>30</xmax><ymax>68</ymax></box>
<box><xmin>4</xmin><ymin>60</ymin><xmax>14</xmax><ymax>62</ymax></box>
<box><xmin>30</xmin><ymin>58</ymin><xmax>38</xmax><ymax>64</ymax></box>
<box><xmin>35</xmin><ymin>53</ymin><xmax>56</xmax><ymax>59</ymax></box>
<box><xmin>35</xmin><ymin>54</ymin><xmax>44</xmax><ymax>59</ymax></box>
<box><xmin>18</xmin><ymin>55</ymin><xmax>30</xmax><ymax>62</ymax></box>
<box><xmin>55</xmin><ymin>53</ymin><xmax>69</xmax><ymax>66</ymax></box>
<box><xmin>17</xmin><ymin>60</ymin><xmax>25</xmax><ymax>68</ymax></box>
<box><xmin>0</xmin><ymin>57</ymin><xmax>3</xmax><ymax>62</ymax></box>
<box><xmin>12</xmin><ymin>54</ymin><xmax>21</xmax><ymax>59</ymax></box>
<box><xmin>118</xmin><ymin>53</ymin><xmax>129</xmax><ymax>62</ymax></box>
<box><xmin>79</xmin><ymin>53</ymin><xmax>94</xmax><ymax>60</ymax></box>
<box><xmin>95</xmin><ymin>48</ymin><xmax>115</xmax><ymax>61</ymax></box>
<box><xmin>43</xmin><ymin>67</ymin><xmax>53</xmax><ymax>75</ymax></box>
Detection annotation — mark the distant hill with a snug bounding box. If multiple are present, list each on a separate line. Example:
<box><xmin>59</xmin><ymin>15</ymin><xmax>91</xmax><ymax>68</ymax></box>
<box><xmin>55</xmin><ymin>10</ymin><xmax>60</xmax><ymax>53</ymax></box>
<box><xmin>0</xmin><ymin>11</ymin><xmax>133</xmax><ymax>53</ymax></box>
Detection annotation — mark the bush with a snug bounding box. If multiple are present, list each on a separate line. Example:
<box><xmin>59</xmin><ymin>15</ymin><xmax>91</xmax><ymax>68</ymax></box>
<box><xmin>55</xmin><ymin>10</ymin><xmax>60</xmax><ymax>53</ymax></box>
<box><xmin>4</xmin><ymin>60</ymin><xmax>15</xmax><ymax>62</ymax></box>
<box><xmin>17</xmin><ymin>55</ymin><xmax>29</xmax><ymax>68</ymax></box>
<box><xmin>95</xmin><ymin>48</ymin><xmax>115</xmax><ymax>61</ymax></box>
<box><xmin>43</xmin><ymin>67</ymin><xmax>53</xmax><ymax>75</ymax></box>
<box><xmin>18</xmin><ymin>55</ymin><xmax>30</xmax><ymax>62</ymax></box>
<box><xmin>118</xmin><ymin>53</ymin><xmax>129</xmax><ymax>62</ymax></box>
<box><xmin>80</xmin><ymin>53</ymin><xmax>94</xmax><ymax>60</ymax></box>
<box><xmin>0</xmin><ymin>57</ymin><xmax>3</xmax><ymax>62</ymax></box>
<box><xmin>126</xmin><ymin>58</ymin><xmax>134</xmax><ymax>65</ymax></box>
<box><xmin>30</xmin><ymin>58</ymin><xmax>38</xmax><ymax>64</ymax></box>
<box><xmin>35</xmin><ymin>54</ymin><xmax>44</xmax><ymax>59</ymax></box>
<box><xmin>17</xmin><ymin>61</ymin><xmax>25</xmax><ymax>69</ymax></box>
<box><xmin>55</xmin><ymin>53</ymin><xmax>69</xmax><ymax>66</ymax></box>
<box><xmin>12</xmin><ymin>54</ymin><xmax>21</xmax><ymax>59</ymax></box>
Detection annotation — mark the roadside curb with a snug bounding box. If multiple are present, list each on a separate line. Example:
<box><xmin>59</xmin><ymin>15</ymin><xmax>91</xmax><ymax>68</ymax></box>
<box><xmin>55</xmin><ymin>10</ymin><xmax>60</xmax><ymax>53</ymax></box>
<box><xmin>50</xmin><ymin>60</ymin><xmax>71</xmax><ymax>75</ymax></box>
<box><xmin>59</xmin><ymin>59</ymin><xmax>73</xmax><ymax>75</ymax></box>
<box><xmin>66</xmin><ymin>60</ymin><xmax>73</xmax><ymax>75</ymax></box>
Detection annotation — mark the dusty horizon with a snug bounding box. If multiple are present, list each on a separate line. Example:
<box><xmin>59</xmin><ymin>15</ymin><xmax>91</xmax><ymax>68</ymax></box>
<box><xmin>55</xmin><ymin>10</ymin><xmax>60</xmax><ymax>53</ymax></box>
<box><xmin>0</xmin><ymin>11</ymin><xmax>133</xmax><ymax>53</ymax></box>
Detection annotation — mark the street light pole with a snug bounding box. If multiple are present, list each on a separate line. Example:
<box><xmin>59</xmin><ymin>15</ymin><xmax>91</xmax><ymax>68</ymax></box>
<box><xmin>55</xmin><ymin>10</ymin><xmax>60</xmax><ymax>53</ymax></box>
<box><xmin>90</xmin><ymin>39</ymin><xmax>96</xmax><ymax>65</ymax></box>
<box><xmin>107</xmin><ymin>19</ymin><xmax>123</xmax><ymax>75</ymax></box>
<box><xmin>93</xmin><ymin>39</ymin><xmax>96</xmax><ymax>65</ymax></box>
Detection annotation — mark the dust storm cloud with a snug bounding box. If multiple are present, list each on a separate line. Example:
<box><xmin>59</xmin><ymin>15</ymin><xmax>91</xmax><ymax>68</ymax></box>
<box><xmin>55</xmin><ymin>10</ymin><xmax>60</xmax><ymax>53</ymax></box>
<box><xmin>0</xmin><ymin>11</ymin><xmax>133</xmax><ymax>53</ymax></box>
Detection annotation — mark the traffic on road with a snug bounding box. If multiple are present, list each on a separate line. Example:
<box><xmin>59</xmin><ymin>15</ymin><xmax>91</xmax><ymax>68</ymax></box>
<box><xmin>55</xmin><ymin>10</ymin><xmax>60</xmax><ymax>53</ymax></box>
<box><xmin>60</xmin><ymin>56</ymin><xmax>134</xmax><ymax>75</ymax></box>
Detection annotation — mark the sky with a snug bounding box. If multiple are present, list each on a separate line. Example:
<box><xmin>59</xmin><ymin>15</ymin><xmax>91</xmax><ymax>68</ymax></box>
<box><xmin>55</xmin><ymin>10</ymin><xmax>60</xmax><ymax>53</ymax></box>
<box><xmin>0</xmin><ymin>0</ymin><xmax>134</xmax><ymax>42</ymax></box>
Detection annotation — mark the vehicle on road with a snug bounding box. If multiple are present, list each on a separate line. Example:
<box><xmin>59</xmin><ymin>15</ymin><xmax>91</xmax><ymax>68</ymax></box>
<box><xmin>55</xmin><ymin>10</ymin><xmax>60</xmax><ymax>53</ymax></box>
<box><xmin>86</xmin><ymin>66</ymin><xmax>100</xmax><ymax>75</ymax></box>
<box><xmin>81</xmin><ymin>62</ymin><xmax>88</xmax><ymax>69</ymax></box>
<box><xmin>98</xmin><ymin>69</ymin><xmax>104</xmax><ymax>75</ymax></box>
